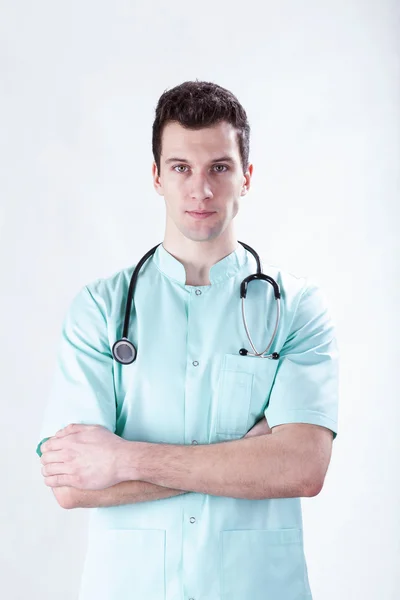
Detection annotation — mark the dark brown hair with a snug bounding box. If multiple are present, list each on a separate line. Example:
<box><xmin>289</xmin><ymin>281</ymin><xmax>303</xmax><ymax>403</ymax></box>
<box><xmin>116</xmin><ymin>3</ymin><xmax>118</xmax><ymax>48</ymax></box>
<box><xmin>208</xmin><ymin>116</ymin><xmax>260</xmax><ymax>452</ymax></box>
<box><xmin>152</xmin><ymin>80</ymin><xmax>251</xmax><ymax>176</ymax></box>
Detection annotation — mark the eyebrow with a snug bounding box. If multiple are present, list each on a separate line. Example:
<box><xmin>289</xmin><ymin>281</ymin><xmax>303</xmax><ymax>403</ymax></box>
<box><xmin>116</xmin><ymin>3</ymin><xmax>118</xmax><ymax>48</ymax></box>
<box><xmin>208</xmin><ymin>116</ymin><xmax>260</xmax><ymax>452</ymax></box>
<box><xmin>165</xmin><ymin>156</ymin><xmax>236</xmax><ymax>165</ymax></box>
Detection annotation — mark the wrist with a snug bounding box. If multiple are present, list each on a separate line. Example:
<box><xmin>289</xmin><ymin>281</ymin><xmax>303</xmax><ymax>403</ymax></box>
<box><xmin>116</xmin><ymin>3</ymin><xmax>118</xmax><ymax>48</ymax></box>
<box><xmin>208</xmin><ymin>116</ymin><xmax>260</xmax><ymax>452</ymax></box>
<box><xmin>116</xmin><ymin>439</ymin><xmax>147</xmax><ymax>483</ymax></box>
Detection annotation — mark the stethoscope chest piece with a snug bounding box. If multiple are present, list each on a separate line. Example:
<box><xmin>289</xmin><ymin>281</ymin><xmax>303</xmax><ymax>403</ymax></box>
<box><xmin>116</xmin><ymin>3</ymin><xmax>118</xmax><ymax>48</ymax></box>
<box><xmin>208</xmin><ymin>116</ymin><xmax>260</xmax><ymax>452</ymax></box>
<box><xmin>112</xmin><ymin>337</ymin><xmax>137</xmax><ymax>365</ymax></box>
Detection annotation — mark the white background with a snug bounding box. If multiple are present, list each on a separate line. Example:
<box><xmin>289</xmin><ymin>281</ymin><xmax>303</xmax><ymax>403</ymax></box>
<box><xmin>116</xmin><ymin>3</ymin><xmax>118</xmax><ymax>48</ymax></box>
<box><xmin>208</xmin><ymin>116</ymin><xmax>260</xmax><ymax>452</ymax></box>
<box><xmin>1</xmin><ymin>1</ymin><xmax>399</xmax><ymax>598</ymax></box>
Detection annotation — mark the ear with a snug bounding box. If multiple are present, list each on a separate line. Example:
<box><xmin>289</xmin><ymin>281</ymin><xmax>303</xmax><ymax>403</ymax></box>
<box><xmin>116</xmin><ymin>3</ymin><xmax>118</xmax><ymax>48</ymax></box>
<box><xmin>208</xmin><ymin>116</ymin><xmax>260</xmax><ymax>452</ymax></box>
<box><xmin>152</xmin><ymin>161</ymin><xmax>164</xmax><ymax>197</ymax></box>
<box><xmin>241</xmin><ymin>163</ymin><xmax>253</xmax><ymax>195</ymax></box>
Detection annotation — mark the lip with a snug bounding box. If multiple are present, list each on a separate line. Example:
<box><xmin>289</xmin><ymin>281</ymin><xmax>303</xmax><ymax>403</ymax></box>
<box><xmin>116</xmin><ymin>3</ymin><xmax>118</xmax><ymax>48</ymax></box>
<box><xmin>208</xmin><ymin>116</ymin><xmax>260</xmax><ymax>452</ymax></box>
<box><xmin>187</xmin><ymin>211</ymin><xmax>215</xmax><ymax>220</ymax></box>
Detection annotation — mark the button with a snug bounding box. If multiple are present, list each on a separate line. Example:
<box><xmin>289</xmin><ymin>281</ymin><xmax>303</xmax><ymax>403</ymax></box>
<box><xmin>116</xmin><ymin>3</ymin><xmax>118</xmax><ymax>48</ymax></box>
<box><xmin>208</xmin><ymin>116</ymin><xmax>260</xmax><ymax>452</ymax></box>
<box><xmin>189</xmin><ymin>517</ymin><xmax>196</xmax><ymax>523</ymax></box>
<box><xmin>195</xmin><ymin>289</ymin><xmax>202</xmax><ymax>295</ymax></box>
<box><xmin>192</xmin><ymin>360</ymin><xmax>199</xmax><ymax>366</ymax></box>
<box><xmin>192</xmin><ymin>440</ymin><xmax>198</xmax><ymax>445</ymax></box>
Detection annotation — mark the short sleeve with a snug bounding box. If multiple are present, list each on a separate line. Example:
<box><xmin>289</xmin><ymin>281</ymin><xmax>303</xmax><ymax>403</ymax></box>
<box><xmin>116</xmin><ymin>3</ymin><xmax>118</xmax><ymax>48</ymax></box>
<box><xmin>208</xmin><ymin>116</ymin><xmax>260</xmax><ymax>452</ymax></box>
<box><xmin>264</xmin><ymin>280</ymin><xmax>339</xmax><ymax>440</ymax></box>
<box><xmin>36</xmin><ymin>285</ymin><xmax>117</xmax><ymax>457</ymax></box>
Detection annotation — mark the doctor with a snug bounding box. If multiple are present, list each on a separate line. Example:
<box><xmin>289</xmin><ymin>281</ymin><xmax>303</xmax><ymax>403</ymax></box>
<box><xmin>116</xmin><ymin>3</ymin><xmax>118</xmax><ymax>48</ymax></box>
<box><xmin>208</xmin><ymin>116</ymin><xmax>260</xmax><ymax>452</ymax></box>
<box><xmin>37</xmin><ymin>80</ymin><xmax>339</xmax><ymax>600</ymax></box>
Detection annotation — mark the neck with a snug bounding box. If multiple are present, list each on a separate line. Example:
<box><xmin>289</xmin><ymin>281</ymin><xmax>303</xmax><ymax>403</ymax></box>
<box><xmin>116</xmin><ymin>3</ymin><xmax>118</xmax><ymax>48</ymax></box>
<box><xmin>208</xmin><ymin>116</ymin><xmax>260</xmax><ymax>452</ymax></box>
<box><xmin>162</xmin><ymin>235</ymin><xmax>238</xmax><ymax>286</ymax></box>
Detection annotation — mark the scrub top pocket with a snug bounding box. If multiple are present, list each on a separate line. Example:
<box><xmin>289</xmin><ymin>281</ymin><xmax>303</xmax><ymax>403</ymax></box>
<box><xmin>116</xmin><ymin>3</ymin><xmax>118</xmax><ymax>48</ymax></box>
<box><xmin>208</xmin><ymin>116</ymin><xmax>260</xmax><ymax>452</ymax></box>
<box><xmin>78</xmin><ymin>528</ymin><xmax>166</xmax><ymax>600</ymax></box>
<box><xmin>220</xmin><ymin>528</ymin><xmax>311</xmax><ymax>600</ymax></box>
<box><xmin>215</xmin><ymin>367</ymin><xmax>254</xmax><ymax>435</ymax></box>
<box><xmin>215</xmin><ymin>353</ymin><xmax>280</xmax><ymax>438</ymax></box>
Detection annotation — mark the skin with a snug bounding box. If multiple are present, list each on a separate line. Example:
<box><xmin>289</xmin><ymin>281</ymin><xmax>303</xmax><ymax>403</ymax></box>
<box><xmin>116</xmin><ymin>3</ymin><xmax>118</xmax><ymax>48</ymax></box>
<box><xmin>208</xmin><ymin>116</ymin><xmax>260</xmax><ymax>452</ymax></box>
<box><xmin>40</xmin><ymin>417</ymin><xmax>271</xmax><ymax>493</ymax></box>
<box><xmin>39</xmin><ymin>121</ymin><xmax>333</xmax><ymax>506</ymax></box>
<box><xmin>152</xmin><ymin>120</ymin><xmax>253</xmax><ymax>285</ymax></box>
<box><xmin>40</xmin><ymin>420</ymin><xmax>332</xmax><ymax>502</ymax></box>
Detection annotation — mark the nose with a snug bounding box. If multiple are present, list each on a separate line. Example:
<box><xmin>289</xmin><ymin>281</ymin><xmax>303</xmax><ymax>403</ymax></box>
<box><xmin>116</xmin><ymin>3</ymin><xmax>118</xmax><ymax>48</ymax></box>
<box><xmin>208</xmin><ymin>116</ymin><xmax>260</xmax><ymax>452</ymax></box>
<box><xmin>188</xmin><ymin>174</ymin><xmax>214</xmax><ymax>201</ymax></box>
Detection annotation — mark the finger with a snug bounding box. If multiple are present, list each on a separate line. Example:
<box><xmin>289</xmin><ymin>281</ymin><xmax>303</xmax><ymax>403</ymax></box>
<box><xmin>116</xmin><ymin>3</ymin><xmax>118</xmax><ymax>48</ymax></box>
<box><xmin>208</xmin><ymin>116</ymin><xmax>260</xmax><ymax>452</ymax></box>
<box><xmin>55</xmin><ymin>423</ymin><xmax>99</xmax><ymax>438</ymax></box>
<box><xmin>41</xmin><ymin>462</ymin><xmax>69</xmax><ymax>477</ymax></box>
<box><xmin>40</xmin><ymin>451</ymin><xmax>66</xmax><ymax>465</ymax></box>
<box><xmin>41</xmin><ymin>438</ymin><xmax>66</xmax><ymax>454</ymax></box>
<box><xmin>55</xmin><ymin>423</ymin><xmax>82</xmax><ymax>438</ymax></box>
<box><xmin>44</xmin><ymin>474</ymin><xmax>76</xmax><ymax>488</ymax></box>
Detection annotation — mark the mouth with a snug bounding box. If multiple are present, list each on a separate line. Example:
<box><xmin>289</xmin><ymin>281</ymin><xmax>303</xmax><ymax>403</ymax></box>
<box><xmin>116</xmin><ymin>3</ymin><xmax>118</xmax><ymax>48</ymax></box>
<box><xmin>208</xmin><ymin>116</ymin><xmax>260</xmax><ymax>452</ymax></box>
<box><xmin>186</xmin><ymin>211</ymin><xmax>216</xmax><ymax>220</ymax></box>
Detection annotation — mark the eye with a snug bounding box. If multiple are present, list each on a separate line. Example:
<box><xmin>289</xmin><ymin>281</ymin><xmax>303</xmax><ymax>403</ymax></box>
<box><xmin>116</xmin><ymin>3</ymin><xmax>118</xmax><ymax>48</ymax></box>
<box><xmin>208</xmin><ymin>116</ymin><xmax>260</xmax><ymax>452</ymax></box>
<box><xmin>172</xmin><ymin>164</ymin><xmax>229</xmax><ymax>173</ymax></box>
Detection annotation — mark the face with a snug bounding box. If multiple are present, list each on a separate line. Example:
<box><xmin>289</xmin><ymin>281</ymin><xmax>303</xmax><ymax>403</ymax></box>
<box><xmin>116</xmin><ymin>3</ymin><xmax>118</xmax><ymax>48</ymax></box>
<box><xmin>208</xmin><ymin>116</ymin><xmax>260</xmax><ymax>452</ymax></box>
<box><xmin>152</xmin><ymin>120</ymin><xmax>253</xmax><ymax>243</ymax></box>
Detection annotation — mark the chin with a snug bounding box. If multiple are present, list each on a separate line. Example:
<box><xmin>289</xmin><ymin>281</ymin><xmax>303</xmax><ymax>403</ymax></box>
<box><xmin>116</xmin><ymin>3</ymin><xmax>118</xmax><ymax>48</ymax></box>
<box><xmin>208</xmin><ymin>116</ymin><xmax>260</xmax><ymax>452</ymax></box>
<box><xmin>180</xmin><ymin>226</ymin><xmax>222</xmax><ymax>243</ymax></box>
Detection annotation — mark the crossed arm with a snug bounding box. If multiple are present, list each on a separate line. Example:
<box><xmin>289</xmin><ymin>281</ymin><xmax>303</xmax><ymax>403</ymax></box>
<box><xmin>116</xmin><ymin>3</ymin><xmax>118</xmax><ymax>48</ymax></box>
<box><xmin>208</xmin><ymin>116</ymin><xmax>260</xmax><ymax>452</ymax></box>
<box><xmin>53</xmin><ymin>419</ymin><xmax>333</xmax><ymax>509</ymax></box>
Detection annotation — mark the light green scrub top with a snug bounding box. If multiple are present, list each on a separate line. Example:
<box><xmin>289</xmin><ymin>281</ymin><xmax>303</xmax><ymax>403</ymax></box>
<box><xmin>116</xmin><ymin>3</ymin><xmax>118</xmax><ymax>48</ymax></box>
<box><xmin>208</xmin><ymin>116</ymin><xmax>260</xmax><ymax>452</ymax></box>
<box><xmin>36</xmin><ymin>243</ymin><xmax>339</xmax><ymax>600</ymax></box>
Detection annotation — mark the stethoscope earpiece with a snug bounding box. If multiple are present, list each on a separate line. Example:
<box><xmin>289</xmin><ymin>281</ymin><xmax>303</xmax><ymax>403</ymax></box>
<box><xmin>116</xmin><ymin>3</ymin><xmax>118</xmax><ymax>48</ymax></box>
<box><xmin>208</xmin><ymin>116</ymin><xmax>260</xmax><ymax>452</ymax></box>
<box><xmin>239</xmin><ymin>348</ymin><xmax>280</xmax><ymax>360</ymax></box>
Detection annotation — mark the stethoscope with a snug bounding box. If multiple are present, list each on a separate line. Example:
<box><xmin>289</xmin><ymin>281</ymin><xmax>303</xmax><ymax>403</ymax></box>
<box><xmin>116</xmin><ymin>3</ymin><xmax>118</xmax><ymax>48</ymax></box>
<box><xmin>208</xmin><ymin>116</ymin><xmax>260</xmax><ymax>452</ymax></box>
<box><xmin>112</xmin><ymin>241</ymin><xmax>281</xmax><ymax>365</ymax></box>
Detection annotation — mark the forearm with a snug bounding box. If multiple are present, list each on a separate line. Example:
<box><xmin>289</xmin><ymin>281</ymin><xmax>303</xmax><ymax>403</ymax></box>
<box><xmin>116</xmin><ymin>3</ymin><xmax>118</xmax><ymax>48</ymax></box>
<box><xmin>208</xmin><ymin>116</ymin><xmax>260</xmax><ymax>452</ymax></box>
<box><xmin>65</xmin><ymin>481</ymin><xmax>188</xmax><ymax>509</ymax></box>
<box><xmin>122</xmin><ymin>431</ymin><xmax>318</xmax><ymax>500</ymax></box>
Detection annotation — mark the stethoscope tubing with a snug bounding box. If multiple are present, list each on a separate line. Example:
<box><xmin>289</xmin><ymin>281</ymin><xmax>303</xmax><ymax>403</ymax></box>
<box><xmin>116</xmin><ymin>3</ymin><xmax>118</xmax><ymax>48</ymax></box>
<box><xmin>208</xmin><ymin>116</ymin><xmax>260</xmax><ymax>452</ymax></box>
<box><xmin>241</xmin><ymin>295</ymin><xmax>280</xmax><ymax>358</ymax></box>
<box><xmin>112</xmin><ymin>241</ymin><xmax>281</xmax><ymax>364</ymax></box>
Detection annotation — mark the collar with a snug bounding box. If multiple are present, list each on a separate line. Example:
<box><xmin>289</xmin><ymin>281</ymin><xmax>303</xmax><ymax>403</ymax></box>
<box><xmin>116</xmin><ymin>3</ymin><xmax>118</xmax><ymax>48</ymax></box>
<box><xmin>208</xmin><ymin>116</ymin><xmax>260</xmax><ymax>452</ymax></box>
<box><xmin>152</xmin><ymin>242</ymin><xmax>249</xmax><ymax>286</ymax></box>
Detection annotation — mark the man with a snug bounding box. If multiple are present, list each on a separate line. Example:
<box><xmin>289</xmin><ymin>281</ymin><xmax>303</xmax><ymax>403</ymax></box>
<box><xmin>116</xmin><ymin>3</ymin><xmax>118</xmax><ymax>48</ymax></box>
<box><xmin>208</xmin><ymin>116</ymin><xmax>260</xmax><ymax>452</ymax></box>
<box><xmin>37</xmin><ymin>80</ymin><xmax>339</xmax><ymax>600</ymax></box>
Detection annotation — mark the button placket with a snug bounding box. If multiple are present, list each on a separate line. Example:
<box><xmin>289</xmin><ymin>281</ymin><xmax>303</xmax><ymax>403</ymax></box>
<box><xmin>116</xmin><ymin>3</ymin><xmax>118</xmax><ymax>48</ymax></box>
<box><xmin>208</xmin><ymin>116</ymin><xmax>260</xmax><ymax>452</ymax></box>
<box><xmin>192</xmin><ymin>289</ymin><xmax>201</xmax><ymax>367</ymax></box>
<box><xmin>183</xmin><ymin>281</ymin><xmax>201</xmax><ymax>594</ymax></box>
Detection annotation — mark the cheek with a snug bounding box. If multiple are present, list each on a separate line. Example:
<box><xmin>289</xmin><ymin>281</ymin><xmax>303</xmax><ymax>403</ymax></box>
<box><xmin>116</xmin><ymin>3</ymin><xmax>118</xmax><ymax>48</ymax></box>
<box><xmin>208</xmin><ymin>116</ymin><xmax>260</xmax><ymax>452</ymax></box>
<box><xmin>163</xmin><ymin>190</ymin><xmax>180</xmax><ymax>213</ymax></box>
<box><xmin>228</xmin><ymin>198</ymin><xmax>240</xmax><ymax>219</ymax></box>
<box><xmin>165</xmin><ymin>173</ymin><xmax>184</xmax><ymax>189</ymax></box>
<box><xmin>164</xmin><ymin>180</ymin><xmax>185</xmax><ymax>203</ymax></box>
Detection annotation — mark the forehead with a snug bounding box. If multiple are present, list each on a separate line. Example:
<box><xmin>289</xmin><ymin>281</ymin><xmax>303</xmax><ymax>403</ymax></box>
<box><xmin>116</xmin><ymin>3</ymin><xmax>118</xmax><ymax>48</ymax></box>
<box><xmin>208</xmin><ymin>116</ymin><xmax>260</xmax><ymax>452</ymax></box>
<box><xmin>161</xmin><ymin>120</ymin><xmax>240</xmax><ymax>160</ymax></box>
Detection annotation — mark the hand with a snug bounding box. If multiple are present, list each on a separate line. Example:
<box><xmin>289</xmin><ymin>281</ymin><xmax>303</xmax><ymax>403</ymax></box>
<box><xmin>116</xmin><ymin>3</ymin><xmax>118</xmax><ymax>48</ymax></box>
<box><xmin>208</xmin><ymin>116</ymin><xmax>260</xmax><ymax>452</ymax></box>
<box><xmin>244</xmin><ymin>416</ymin><xmax>272</xmax><ymax>438</ymax></box>
<box><xmin>39</xmin><ymin>424</ymin><xmax>128</xmax><ymax>490</ymax></box>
